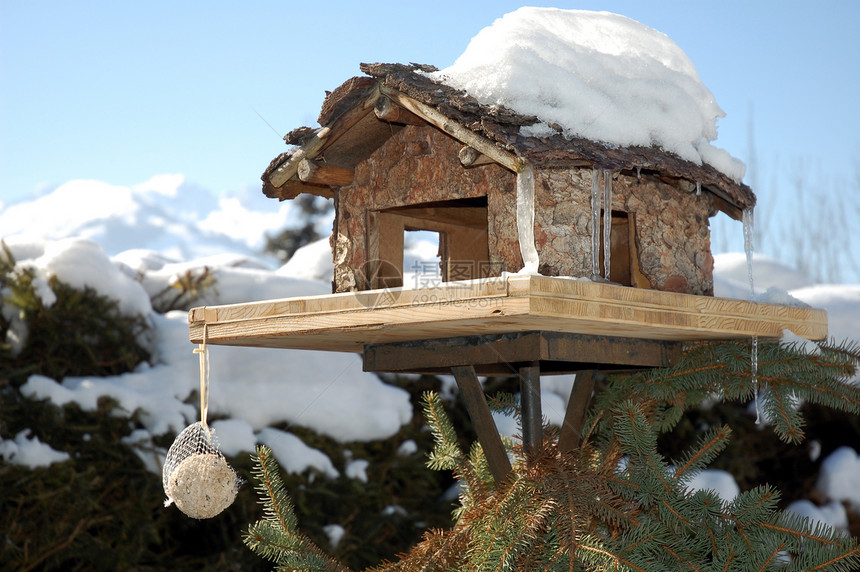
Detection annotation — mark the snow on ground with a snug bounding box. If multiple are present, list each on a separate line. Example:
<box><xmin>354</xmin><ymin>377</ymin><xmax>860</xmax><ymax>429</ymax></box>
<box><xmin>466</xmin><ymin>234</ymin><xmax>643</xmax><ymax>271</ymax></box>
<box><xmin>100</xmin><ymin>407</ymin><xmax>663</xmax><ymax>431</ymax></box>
<box><xmin>785</xmin><ymin>499</ymin><xmax>849</xmax><ymax>534</ymax></box>
<box><xmin>790</xmin><ymin>284</ymin><xmax>860</xmax><ymax>348</ymax></box>
<box><xmin>18</xmin><ymin>308</ymin><xmax>412</xmax><ymax>448</ymax></box>
<box><xmin>257</xmin><ymin>427</ymin><xmax>340</xmax><ymax>479</ymax></box>
<box><xmin>116</xmin><ymin>249</ymin><xmax>330</xmax><ymax>308</ymax></box>
<box><xmin>429</xmin><ymin>8</ymin><xmax>745</xmax><ymax>181</ymax></box>
<box><xmin>815</xmin><ymin>447</ymin><xmax>860</xmax><ymax>512</ymax></box>
<box><xmin>685</xmin><ymin>470</ymin><xmax>741</xmax><ymax>502</ymax></box>
<box><xmin>278</xmin><ymin>237</ymin><xmax>334</xmax><ymax>283</ymax></box>
<box><xmin>714</xmin><ymin>252</ymin><xmax>814</xmax><ymax>294</ymax></box>
<box><xmin>210</xmin><ymin>418</ymin><xmax>257</xmax><ymax>457</ymax></box>
<box><xmin>0</xmin><ymin>429</ymin><xmax>71</xmax><ymax>468</ymax></box>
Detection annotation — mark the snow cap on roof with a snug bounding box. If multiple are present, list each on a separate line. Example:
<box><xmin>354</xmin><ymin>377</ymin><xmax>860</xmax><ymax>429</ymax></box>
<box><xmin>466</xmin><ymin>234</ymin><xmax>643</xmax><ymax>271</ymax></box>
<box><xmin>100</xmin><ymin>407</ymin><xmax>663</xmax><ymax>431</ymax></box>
<box><xmin>428</xmin><ymin>7</ymin><xmax>745</xmax><ymax>182</ymax></box>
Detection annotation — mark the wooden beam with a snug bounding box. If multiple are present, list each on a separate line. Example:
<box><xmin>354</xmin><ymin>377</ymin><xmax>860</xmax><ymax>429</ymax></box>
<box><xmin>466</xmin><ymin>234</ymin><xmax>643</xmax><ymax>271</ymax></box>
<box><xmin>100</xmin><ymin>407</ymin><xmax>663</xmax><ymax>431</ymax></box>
<box><xmin>451</xmin><ymin>365</ymin><xmax>512</xmax><ymax>485</ymax></box>
<box><xmin>362</xmin><ymin>331</ymin><xmax>681</xmax><ymax>374</ymax></box>
<box><xmin>628</xmin><ymin>215</ymin><xmax>652</xmax><ymax>289</ymax></box>
<box><xmin>386</xmin><ymin>205</ymin><xmax>488</xmax><ymax>230</ymax></box>
<box><xmin>374</xmin><ymin>96</ymin><xmax>425</xmax><ymax>125</ymax></box>
<box><xmin>379</xmin><ymin>85</ymin><xmax>524</xmax><ymax>174</ymax></box>
<box><xmin>558</xmin><ymin>370</ymin><xmax>597</xmax><ymax>453</ymax></box>
<box><xmin>369</xmin><ymin>212</ymin><xmax>405</xmax><ymax>289</ymax></box>
<box><xmin>297</xmin><ymin>159</ymin><xmax>355</xmax><ymax>187</ymax></box>
<box><xmin>709</xmin><ymin>190</ymin><xmax>744</xmax><ymax>221</ymax></box>
<box><xmin>459</xmin><ymin>145</ymin><xmax>495</xmax><ymax>168</ymax></box>
<box><xmin>263</xmin><ymin>180</ymin><xmax>318</xmax><ymax>201</ymax></box>
<box><xmin>519</xmin><ymin>362</ymin><xmax>542</xmax><ymax>456</ymax></box>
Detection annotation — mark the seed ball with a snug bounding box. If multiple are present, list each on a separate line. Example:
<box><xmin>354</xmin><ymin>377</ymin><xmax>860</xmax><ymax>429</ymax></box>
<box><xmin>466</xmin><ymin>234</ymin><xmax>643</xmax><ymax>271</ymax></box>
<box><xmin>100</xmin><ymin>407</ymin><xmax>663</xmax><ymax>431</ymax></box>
<box><xmin>166</xmin><ymin>453</ymin><xmax>238</xmax><ymax>519</ymax></box>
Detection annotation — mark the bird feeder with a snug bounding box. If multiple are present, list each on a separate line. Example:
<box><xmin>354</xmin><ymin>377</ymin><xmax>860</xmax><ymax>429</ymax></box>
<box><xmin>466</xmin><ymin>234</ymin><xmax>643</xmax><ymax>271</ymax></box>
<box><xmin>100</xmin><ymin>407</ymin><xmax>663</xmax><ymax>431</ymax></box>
<box><xmin>188</xmin><ymin>63</ymin><xmax>826</xmax><ymax>483</ymax></box>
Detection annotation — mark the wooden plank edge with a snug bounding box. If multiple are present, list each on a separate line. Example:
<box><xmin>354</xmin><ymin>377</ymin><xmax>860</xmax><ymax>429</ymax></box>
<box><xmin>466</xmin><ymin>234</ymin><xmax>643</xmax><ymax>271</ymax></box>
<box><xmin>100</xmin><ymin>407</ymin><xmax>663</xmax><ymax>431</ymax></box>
<box><xmin>188</xmin><ymin>276</ymin><xmax>827</xmax><ymax>345</ymax></box>
<box><xmin>189</xmin><ymin>309</ymin><xmax>818</xmax><ymax>353</ymax></box>
<box><xmin>188</xmin><ymin>277</ymin><xmax>516</xmax><ymax>325</ymax></box>
<box><xmin>520</xmin><ymin>276</ymin><xmax>828</xmax><ymax>337</ymax></box>
<box><xmin>524</xmin><ymin>287</ymin><xmax>829</xmax><ymax>329</ymax></box>
<box><xmin>188</xmin><ymin>292</ymin><xmax>529</xmax><ymax>341</ymax></box>
<box><xmin>527</xmin><ymin>296</ymin><xmax>827</xmax><ymax>341</ymax></box>
<box><xmin>189</xmin><ymin>302</ymin><xmax>815</xmax><ymax>352</ymax></box>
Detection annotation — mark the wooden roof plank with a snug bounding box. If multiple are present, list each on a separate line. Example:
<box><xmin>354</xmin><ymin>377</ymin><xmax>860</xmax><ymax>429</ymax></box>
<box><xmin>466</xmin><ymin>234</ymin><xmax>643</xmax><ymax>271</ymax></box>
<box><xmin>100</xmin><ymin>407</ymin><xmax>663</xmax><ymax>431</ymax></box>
<box><xmin>267</xmin><ymin>86</ymin><xmax>382</xmax><ymax>188</ymax></box>
<box><xmin>379</xmin><ymin>85</ymin><xmax>525</xmax><ymax>173</ymax></box>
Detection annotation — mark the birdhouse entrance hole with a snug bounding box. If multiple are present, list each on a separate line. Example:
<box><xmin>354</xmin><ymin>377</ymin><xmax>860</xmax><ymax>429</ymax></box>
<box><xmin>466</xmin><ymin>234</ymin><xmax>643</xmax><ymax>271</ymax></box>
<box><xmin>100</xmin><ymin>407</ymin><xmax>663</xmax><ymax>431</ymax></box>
<box><xmin>367</xmin><ymin>197</ymin><xmax>492</xmax><ymax>289</ymax></box>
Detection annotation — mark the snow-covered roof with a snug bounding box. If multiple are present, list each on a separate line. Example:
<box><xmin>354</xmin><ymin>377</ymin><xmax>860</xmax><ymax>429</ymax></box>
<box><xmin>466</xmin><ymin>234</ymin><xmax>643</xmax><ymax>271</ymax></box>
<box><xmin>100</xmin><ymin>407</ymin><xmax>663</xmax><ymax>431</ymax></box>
<box><xmin>262</xmin><ymin>9</ymin><xmax>755</xmax><ymax>215</ymax></box>
<box><xmin>429</xmin><ymin>8</ymin><xmax>745</xmax><ymax>183</ymax></box>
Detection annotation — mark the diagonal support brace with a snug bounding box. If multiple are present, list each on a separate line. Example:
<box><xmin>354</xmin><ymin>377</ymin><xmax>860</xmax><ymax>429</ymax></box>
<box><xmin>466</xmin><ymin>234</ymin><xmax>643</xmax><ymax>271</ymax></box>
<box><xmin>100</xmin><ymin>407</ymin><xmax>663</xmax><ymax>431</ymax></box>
<box><xmin>558</xmin><ymin>369</ymin><xmax>598</xmax><ymax>453</ymax></box>
<box><xmin>451</xmin><ymin>365</ymin><xmax>512</xmax><ymax>485</ymax></box>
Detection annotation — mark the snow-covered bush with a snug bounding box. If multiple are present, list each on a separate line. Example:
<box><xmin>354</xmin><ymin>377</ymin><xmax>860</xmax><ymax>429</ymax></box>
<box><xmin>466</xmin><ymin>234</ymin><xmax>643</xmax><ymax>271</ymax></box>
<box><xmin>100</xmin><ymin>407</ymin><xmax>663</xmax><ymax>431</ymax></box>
<box><xmin>0</xmin><ymin>234</ymin><xmax>455</xmax><ymax>570</ymax></box>
<box><xmin>1</xmin><ymin>240</ymin><xmax>152</xmax><ymax>380</ymax></box>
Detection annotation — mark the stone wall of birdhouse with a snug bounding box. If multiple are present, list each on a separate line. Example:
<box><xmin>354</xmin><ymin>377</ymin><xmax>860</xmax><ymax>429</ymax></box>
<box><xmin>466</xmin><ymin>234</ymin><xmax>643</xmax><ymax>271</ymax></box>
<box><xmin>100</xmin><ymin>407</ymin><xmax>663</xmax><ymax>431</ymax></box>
<box><xmin>331</xmin><ymin>123</ymin><xmax>714</xmax><ymax>296</ymax></box>
<box><xmin>533</xmin><ymin>168</ymin><xmax>715</xmax><ymax>295</ymax></box>
<box><xmin>332</xmin><ymin>124</ymin><xmax>519</xmax><ymax>292</ymax></box>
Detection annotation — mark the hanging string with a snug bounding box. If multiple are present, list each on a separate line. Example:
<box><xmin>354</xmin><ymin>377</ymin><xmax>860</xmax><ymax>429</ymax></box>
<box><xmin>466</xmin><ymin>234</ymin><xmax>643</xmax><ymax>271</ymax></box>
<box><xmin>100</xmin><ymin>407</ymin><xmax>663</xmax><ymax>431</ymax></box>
<box><xmin>193</xmin><ymin>318</ymin><xmax>210</xmax><ymax>431</ymax></box>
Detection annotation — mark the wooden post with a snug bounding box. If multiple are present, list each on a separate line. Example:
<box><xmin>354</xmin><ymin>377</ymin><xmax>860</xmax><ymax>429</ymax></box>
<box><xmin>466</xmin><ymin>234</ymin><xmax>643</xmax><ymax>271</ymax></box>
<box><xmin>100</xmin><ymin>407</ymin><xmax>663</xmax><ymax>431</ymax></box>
<box><xmin>458</xmin><ymin>145</ymin><xmax>495</xmax><ymax>168</ymax></box>
<box><xmin>297</xmin><ymin>159</ymin><xmax>355</xmax><ymax>186</ymax></box>
<box><xmin>519</xmin><ymin>362</ymin><xmax>542</xmax><ymax>456</ymax></box>
<box><xmin>451</xmin><ymin>365</ymin><xmax>512</xmax><ymax>484</ymax></box>
<box><xmin>558</xmin><ymin>370</ymin><xmax>597</xmax><ymax>453</ymax></box>
<box><xmin>374</xmin><ymin>97</ymin><xmax>424</xmax><ymax>125</ymax></box>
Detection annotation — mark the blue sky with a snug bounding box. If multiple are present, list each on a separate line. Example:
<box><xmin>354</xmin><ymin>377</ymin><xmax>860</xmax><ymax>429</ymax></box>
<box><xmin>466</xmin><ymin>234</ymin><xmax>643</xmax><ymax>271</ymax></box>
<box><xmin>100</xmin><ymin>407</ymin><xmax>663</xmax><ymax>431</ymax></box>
<box><xmin>1</xmin><ymin>1</ymin><xmax>858</xmax><ymax>263</ymax></box>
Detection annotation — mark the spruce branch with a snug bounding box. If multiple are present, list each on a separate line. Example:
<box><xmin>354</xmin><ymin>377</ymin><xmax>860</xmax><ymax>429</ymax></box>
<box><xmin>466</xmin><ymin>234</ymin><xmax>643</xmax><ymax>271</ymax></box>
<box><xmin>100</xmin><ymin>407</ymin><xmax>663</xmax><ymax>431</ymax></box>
<box><xmin>252</xmin><ymin>445</ymin><xmax>299</xmax><ymax>535</ymax></box>
<box><xmin>672</xmin><ymin>425</ymin><xmax>732</xmax><ymax>480</ymax></box>
<box><xmin>728</xmin><ymin>484</ymin><xmax>781</xmax><ymax>526</ymax></box>
<box><xmin>422</xmin><ymin>391</ymin><xmax>463</xmax><ymax>471</ymax></box>
<box><xmin>806</xmin><ymin>545</ymin><xmax>860</xmax><ymax>572</ymax></box>
<box><xmin>244</xmin><ymin>445</ymin><xmax>349</xmax><ymax>572</ymax></box>
<box><xmin>243</xmin><ymin>340</ymin><xmax>860</xmax><ymax>571</ymax></box>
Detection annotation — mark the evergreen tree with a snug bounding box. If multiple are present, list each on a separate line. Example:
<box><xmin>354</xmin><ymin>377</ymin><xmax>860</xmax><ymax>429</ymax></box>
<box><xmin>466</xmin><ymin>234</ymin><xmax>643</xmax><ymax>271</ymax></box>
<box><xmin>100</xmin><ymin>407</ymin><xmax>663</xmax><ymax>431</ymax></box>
<box><xmin>244</xmin><ymin>339</ymin><xmax>860</xmax><ymax>571</ymax></box>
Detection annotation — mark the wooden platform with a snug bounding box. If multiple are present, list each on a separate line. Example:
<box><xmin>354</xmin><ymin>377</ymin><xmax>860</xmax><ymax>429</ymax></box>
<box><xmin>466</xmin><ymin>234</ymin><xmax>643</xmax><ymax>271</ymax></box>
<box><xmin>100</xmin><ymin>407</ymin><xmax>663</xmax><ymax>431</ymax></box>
<box><xmin>187</xmin><ymin>275</ymin><xmax>827</xmax><ymax>352</ymax></box>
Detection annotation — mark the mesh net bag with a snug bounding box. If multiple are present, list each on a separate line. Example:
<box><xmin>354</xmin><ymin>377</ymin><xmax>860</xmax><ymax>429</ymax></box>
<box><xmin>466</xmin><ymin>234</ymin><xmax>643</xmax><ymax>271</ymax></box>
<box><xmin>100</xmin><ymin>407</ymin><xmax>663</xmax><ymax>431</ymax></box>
<box><xmin>162</xmin><ymin>422</ymin><xmax>239</xmax><ymax>519</ymax></box>
<box><xmin>162</xmin><ymin>326</ymin><xmax>240</xmax><ymax>519</ymax></box>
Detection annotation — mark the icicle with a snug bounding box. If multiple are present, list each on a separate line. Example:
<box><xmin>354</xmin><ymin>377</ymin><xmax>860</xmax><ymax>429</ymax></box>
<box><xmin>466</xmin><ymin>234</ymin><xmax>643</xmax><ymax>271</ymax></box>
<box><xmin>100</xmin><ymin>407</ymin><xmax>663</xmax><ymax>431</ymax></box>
<box><xmin>590</xmin><ymin>168</ymin><xmax>601</xmax><ymax>279</ymax></box>
<box><xmin>515</xmin><ymin>163</ymin><xmax>539</xmax><ymax>274</ymax></box>
<box><xmin>635</xmin><ymin>166</ymin><xmax>641</xmax><ymax>181</ymax></box>
<box><xmin>696</xmin><ymin>181</ymin><xmax>701</xmax><ymax>196</ymax></box>
<box><xmin>742</xmin><ymin>207</ymin><xmax>761</xmax><ymax>424</ymax></box>
<box><xmin>743</xmin><ymin>208</ymin><xmax>755</xmax><ymax>294</ymax></box>
<box><xmin>602</xmin><ymin>170</ymin><xmax>612</xmax><ymax>281</ymax></box>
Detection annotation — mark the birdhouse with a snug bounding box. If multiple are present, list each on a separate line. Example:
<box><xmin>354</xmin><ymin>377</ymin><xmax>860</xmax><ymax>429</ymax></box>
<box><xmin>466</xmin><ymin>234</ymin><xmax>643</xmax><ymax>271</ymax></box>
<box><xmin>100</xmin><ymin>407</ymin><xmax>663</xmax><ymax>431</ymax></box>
<box><xmin>192</xmin><ymin>60</ymin><xmax>826</xmax><ymax>358</ymax></box>
<box><xmin>189</xmin><ymin>14</ymin><xmax>827</xmax><ymax>479</ymax></box>
<box><xmin>262</xmin><ymin>63</ymin><xmax>755</xmax><ymax>297</ymax></box>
